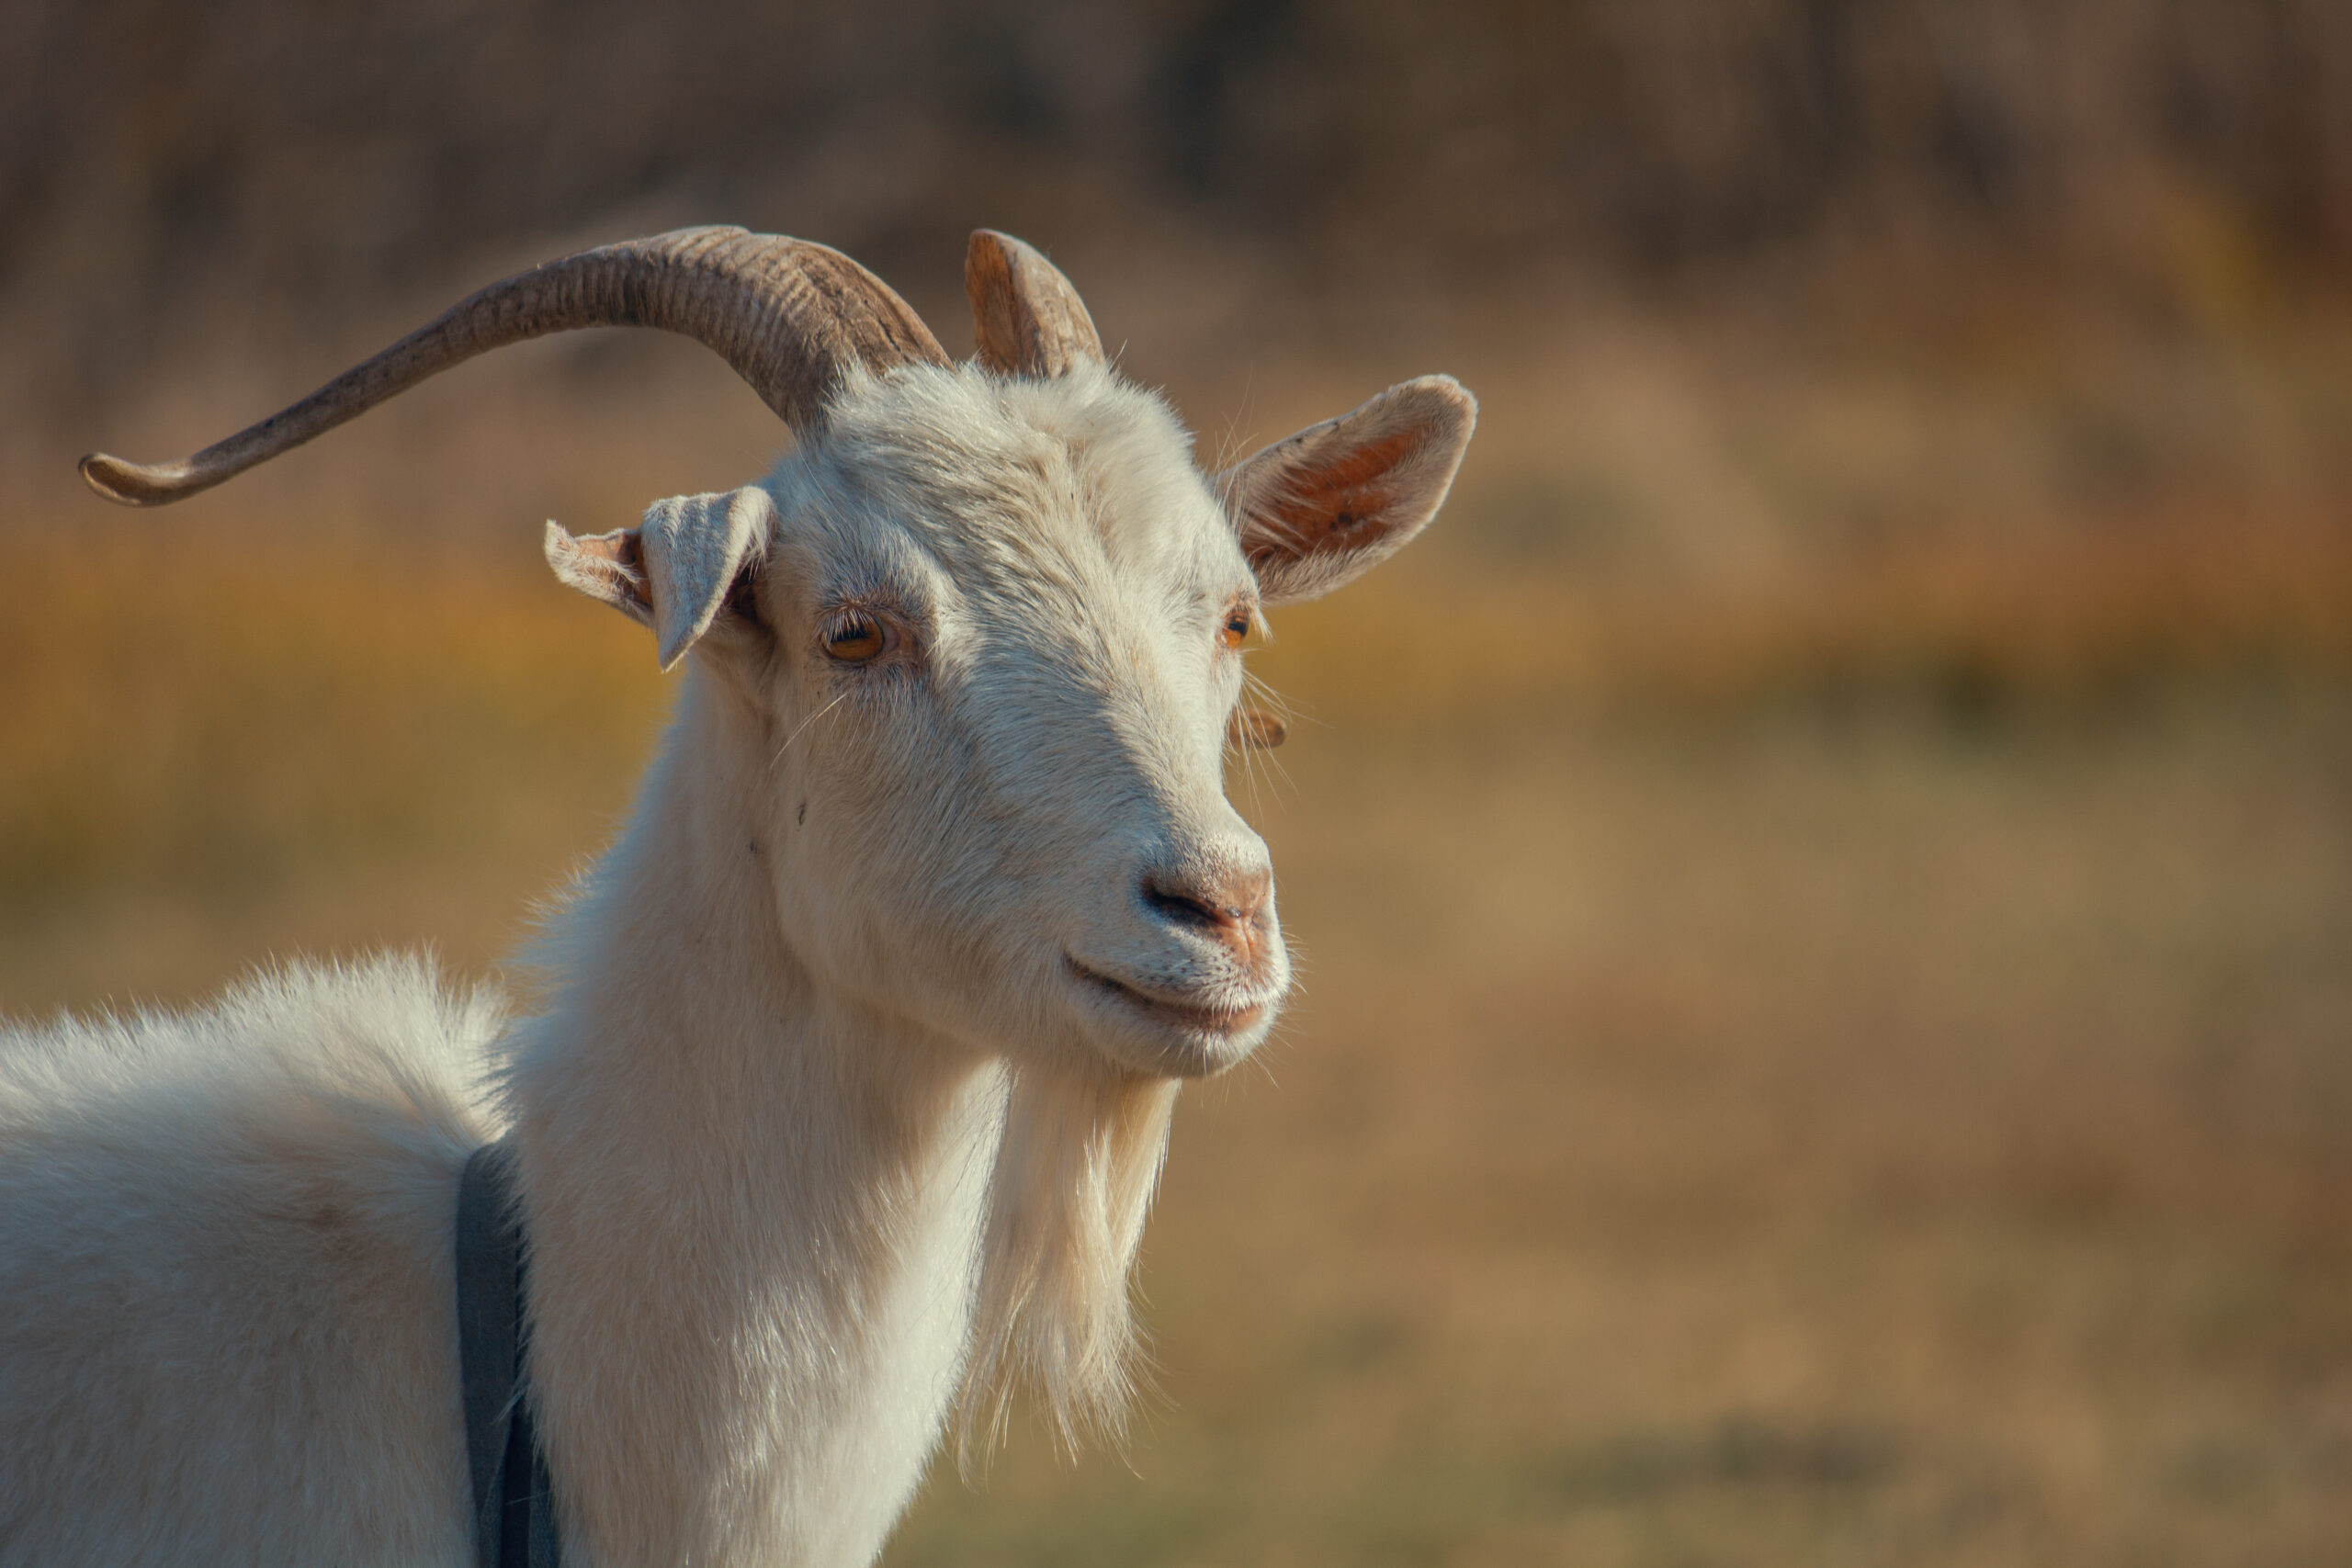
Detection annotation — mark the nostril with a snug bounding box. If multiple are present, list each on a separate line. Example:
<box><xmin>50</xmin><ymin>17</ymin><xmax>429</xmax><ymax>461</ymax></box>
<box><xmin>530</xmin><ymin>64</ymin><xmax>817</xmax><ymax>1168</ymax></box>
<box><xmin>1140</xmin><ymin>864</ymin><xmax>1272</xmax><ymax>933</ymax></box>
<box><xmin>1141</xmin><ymin>873</ymin><xmax>1221</xmax><ymax>931</ymax></box>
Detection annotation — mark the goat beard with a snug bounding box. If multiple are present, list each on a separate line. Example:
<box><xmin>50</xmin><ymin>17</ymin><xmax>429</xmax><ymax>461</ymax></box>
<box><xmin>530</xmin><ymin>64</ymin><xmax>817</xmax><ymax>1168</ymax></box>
<box><xmin>956</xmin><ymin>1064</ymin><xmax>1180</xmax><ymax>1462</ymax></box>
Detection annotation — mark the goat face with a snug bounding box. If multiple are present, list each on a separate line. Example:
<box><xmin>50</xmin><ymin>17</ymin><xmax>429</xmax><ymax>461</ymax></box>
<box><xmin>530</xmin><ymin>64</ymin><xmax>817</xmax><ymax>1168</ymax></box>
<box><xmin>765</xmin><ymin>365</ymin><xmax>1287</xmax><ymax>1079</ymax></box>
<box><xmin>552</xmin><ymin>359</ymin><xmax>1473</xmax><ymax>1081</ymax></box>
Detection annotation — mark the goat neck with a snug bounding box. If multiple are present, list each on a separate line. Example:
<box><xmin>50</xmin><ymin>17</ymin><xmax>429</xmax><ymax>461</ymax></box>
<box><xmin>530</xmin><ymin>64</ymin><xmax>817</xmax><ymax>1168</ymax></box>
<box><xmin>503</xmin><ymin>669</ymin><xmax>1000</xmax><ymax>1567</ymax></box>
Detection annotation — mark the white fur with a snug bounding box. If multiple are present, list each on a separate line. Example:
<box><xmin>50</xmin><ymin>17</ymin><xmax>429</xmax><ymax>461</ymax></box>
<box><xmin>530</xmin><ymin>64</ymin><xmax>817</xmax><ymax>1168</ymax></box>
<box><xmin>0</xmin><ymin>957</ymin><xmax>495</xmax><ymax>1564</ymax></box>
<box><xmin>2</xmin><ymin>357</ymin><xmax>1470</xmax><ymax>1567</ymax></box>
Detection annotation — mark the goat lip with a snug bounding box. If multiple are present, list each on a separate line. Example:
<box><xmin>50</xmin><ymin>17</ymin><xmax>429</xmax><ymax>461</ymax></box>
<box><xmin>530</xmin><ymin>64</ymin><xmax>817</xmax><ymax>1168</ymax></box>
<box><xmin>1065</xmin><ymin>958</ymin><xmax>1268</xmax><ymax>1037</ymax></box>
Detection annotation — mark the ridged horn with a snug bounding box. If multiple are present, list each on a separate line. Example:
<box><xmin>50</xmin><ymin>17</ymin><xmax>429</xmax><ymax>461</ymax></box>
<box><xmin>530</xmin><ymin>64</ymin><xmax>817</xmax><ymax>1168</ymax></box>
<box><xmin>80</xmin><ymin>226</ymin><xmax>950</xmax><ymax>507</ymax></box>
<box><xmin>965</xmin><ymin>231</ymin><xmax>1102</xmax><ymax>378</ymax></box>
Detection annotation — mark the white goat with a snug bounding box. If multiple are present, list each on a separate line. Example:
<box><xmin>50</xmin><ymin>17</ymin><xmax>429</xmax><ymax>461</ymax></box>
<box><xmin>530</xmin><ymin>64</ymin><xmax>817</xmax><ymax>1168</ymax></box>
<box><xmin>1</xmin><ymin>228</ymin><xmax>1475</xmax><ymax>1567</ymax></box>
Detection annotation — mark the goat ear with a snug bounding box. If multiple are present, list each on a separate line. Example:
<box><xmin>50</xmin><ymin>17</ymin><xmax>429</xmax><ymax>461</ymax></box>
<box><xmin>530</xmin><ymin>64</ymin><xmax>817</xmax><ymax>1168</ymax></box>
<box><xmin>544</xmin><ymin>486</ymin><xmax>775</xmax><ymax>671</ymax></box>
<box><xmin>1217</xmin><ymin>375</ymin><xmax>1476</xmax><ymax>605</ymax></box>
<box><xmin>544</xmin><ymin>522</ymin><xmax>654</xmax><ymax>626</ymax></box>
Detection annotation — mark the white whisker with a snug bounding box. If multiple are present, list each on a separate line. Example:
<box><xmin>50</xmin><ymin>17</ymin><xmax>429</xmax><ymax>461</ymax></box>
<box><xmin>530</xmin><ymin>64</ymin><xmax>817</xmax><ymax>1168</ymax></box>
<box><xmin>772</xmin><ymin>689</ymin><xmax>850</xmax><ymax>769</ymax></box>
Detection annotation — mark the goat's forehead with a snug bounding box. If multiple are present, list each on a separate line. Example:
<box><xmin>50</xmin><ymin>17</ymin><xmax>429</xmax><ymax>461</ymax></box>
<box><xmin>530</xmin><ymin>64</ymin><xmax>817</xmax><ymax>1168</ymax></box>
<box><xmin>782</xmin><ymin>363</ymin><xmax>1246</xmax><ymax>600</ymax></box>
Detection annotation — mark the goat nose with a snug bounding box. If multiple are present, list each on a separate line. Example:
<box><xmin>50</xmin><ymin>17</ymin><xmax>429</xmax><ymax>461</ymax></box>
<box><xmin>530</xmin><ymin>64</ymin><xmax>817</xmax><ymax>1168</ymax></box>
<box><xmin>1140</xmin><ymin>862</ymin><xmax>1272</xmax><ymax>941</ymax></box>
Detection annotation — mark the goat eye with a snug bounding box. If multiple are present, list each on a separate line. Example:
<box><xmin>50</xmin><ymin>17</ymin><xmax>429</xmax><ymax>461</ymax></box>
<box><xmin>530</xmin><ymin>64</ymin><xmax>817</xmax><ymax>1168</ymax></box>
<box><xmin>1219</xmin><ymin>612</ymin><xmax>1251</xmax><ymax>651</ymax></box>
<box><xmin>824</xmin><ymin>614</ymin><xmax>888</xmax><ymax>662</ymax></box>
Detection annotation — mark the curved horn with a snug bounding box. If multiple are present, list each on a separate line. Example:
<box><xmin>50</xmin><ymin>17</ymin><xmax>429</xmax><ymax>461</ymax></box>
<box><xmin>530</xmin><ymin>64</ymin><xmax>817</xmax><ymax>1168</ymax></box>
<box><xmin>965</xmin><ymin>231</ymin><xmax>1102</xmax><ymax>378</ymax></box>
<box><xmin>81</xmin><ymin>226</ymin><xmax>950</xmax><ymax>507</ymax></box>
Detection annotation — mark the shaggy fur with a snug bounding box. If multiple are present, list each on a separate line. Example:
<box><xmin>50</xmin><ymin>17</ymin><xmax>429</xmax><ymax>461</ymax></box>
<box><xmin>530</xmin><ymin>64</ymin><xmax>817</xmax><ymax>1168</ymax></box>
<box><xmin>3</xmin><ymin>350</ymin><xmax>1472</xmax><ymax>1567</ymax></box>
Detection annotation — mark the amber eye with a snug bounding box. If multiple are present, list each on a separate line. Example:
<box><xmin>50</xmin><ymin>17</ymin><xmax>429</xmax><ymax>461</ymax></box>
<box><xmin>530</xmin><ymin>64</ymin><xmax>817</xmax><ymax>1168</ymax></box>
<box><xmin>824</xmin><ymin>613</ymin><xmax>888</xmax><ymax>663</ymax></box>
<box><xmin>1219</xmin><ymin>610</ymin><xmax>1252</xmax><ymax>651</ymax></box>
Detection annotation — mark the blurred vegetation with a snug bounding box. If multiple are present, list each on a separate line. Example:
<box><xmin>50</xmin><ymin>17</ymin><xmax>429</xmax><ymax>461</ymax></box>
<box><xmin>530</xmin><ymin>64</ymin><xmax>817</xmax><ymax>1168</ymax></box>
<box><xmin>7</xmin><ymin>0</ymin><xmax>2352</xmax><ymax>412</ymax></box>
<box><xmin>5</xmin><ymin>2</ymin><xmax>2351</xmax><ymax>1562</ymax></box>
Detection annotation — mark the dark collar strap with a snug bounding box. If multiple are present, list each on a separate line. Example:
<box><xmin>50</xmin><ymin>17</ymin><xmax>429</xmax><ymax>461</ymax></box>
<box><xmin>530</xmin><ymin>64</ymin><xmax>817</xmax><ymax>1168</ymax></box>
<box><xmin>456</xmin><ymin>1139</ymin><xmax>561</xmax><ymax>1568</ymax></box>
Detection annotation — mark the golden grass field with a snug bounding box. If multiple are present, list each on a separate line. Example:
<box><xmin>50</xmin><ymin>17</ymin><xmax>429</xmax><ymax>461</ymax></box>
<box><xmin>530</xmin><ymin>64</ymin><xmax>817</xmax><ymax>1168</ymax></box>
<box><xmin>5</xmin><ymin>521</ymin><xmax>2348</xmax><ymax>1566</ymax></box>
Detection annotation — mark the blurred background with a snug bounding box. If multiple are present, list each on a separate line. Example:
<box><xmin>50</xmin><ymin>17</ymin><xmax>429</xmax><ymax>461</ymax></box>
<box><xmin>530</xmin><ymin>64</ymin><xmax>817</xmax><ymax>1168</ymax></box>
<box><xmin>5</xmin><ymin>2</ymin><xmax>2351</xmax><ymax>1562</ymax></box>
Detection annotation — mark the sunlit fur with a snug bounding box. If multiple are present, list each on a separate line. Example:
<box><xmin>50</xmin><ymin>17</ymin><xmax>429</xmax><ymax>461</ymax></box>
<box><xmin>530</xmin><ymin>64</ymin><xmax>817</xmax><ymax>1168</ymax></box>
<box><xmin>0</xmin><ymin>357</ymin><xmax>1466</xmax><ymax>1567</ymax></box>
<box><xmin>0</xmin><ymin>957</ymin><xmax>495</xmax><ymax>1564</ymax></box>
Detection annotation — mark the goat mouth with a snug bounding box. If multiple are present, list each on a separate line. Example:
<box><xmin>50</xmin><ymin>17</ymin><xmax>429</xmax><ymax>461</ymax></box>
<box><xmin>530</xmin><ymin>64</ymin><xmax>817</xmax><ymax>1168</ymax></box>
<box><xmin>1066</xmin><ymin>958</ymin><xmax>1268</xmax><ymax>1036</ymax></box>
